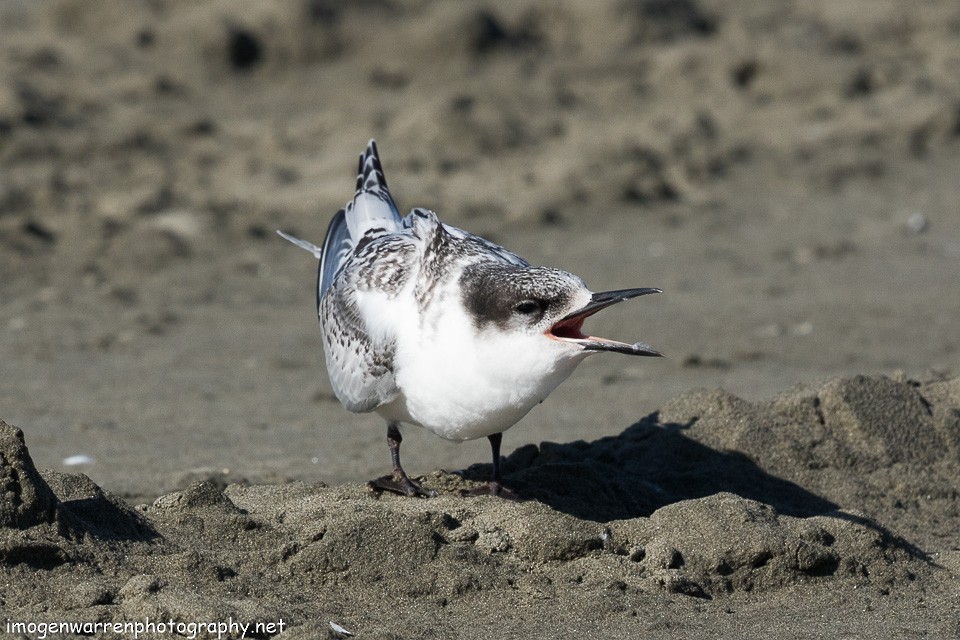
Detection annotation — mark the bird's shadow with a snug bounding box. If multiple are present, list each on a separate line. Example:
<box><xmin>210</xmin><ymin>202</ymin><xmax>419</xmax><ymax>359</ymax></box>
<box><xmin>466</xmin><ymin>412</ymin><xmax>838</xmax><ymax>522</ymax></box>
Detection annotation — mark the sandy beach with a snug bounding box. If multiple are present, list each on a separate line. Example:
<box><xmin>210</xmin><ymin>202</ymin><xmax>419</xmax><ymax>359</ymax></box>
<box><xmin>2</xmin><ymin>1</ymin><xmax>959</xmax><ymax>637</ymax></box>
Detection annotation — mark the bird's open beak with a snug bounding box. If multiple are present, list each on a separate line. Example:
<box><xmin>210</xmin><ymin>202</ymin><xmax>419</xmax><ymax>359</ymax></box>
<box><xmin>547</xmin><ymin>288</ymin><xmax>663</xmax><ymax>356</ymax></box>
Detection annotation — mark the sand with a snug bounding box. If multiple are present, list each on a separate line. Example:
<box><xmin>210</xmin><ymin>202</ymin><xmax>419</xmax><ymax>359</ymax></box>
<box><xmin>3</xmin><ymin>375</ymin><xmax>960</xmax><ymax>638</ymax></box>
<box><xmin>2</xmin><ymin>0</ymin><xmax>960</xmax><ymax>637</ymax></box>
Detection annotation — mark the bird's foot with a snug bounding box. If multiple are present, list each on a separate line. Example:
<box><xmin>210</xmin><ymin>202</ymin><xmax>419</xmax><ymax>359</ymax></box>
<box><xmin>368</xmin><ymin>472</ymin><xmax>436</xmax><ymax>498</ymax></box>
<box><xmin>461</xmin><ymin>481</ymin><xmax>524</xmax><ymax>501</ymax></box>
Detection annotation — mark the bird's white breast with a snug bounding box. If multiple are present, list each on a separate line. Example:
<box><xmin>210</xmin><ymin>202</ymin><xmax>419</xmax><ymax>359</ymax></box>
<box><xmin>380</xmin><ymin>285</ymin><xmax>589</xmax><ymax>441</ymax></box>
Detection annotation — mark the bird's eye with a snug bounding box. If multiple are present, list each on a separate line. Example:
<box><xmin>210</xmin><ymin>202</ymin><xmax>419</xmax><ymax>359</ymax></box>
<box><xmin>514</xmin><ymin>300</ymin><xmax>542</xmax><ymax>315</ymax></box>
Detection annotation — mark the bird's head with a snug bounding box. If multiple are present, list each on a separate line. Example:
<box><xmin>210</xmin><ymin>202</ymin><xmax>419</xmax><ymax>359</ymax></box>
<box><xmin>459</xmin><ymin>263</ymin><xmax>662</xmax><ymax>360</ymax></box>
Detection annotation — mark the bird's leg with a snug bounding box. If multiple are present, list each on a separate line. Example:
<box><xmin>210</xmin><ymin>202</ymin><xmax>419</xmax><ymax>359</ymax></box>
<box><xmin>368</xmin><ymin>422</ymin><xmax>436</xmax><ymax>498</ymax></box>
<box><xmin>462</xmin><ymin>432</ymin><xmax>523</xmax><ymax>500</ymax></box>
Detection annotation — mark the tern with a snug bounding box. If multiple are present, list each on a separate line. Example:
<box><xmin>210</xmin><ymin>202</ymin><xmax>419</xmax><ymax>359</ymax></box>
<box><xmin>279</xmin><ymin>140</ymin><xmax>662</xmax><ymax>498</ymax></box>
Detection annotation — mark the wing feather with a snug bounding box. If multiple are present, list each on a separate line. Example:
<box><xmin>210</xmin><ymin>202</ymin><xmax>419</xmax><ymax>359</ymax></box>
<box><xmin>284</xmin><ymin>140</ymin><xmax>532</xmax><ymax>415</ymax></box>
<box><xmin>317</xmin><ymin>208</ymin><xmax>352</xmax><ymax>307</ymax></box>
<box><xmin>319</xmin><ymin>234</ymin><xmax>415</xmax><ymax>412</ymax></box>
<box><xmin>442</xmin><ymin>222</ymin><xmax>529</xmax><ymax>267</ymax></box>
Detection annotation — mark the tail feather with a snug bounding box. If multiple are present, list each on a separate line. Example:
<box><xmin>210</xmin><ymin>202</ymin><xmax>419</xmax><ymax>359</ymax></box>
<box><xmin>276</xmin><ymin>230</ymin><xmax>323</xmax><ymax>258</ymax></box>
<box><xmin>344</xmin><ymin>139</ymin><xmax>402</xmax><ymax>240</ymax></box>
<box><xmin>355</xmin><ymin>139</ymin><xmax>391</xmax><ymax>193</ymax></box>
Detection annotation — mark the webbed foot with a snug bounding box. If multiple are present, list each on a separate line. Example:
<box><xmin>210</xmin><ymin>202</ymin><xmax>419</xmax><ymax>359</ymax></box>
<box><xmin>368</xmin><ymin>473</ymin><xmax>436</xmax><ymax>498</ymax></box>
<box><xmin>461</xmin><ymin>481</ymin><xmax>524</xmax><ymax>501</ymax></box>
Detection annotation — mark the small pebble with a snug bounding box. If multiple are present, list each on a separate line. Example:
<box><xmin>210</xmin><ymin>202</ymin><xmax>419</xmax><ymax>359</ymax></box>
<box><xmin>905</xmin><ymin>211</ymin><xmax>928</xmax><ymax>234</ymax></box>
<box><xmin>329</xmin><ymin>621</ymin><xmax>354</xmax><ymax>637</ymax></box>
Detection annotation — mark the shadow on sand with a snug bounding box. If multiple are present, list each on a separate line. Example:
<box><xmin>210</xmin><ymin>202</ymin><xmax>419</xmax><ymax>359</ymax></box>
<box><xmin>467</xmin><ymin>413</ymin><xmax>838</xmax><ymax>522</ymax></box>
<box><xmin>463</xmin><ymin>411</ymin><xmax>931</xmax><ymax>561</ymax></box>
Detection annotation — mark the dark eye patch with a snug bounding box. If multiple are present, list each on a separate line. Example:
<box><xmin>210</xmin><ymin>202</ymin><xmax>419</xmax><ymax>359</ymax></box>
<box><xmin>460</xmin><ymin>263</ymin><xmax>574</xmax><ymax>330</ymax></box>
<box><xmin>514</xmin><ymin>300</ymin><xmax>542</xmax><ymax>315</ymax></box>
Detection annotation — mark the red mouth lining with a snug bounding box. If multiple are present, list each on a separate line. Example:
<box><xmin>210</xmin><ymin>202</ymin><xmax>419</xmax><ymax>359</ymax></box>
<box><xmin>548</xmin><ymin>316</ymin><xmax>587</xmax><ymax>340</ymax></box>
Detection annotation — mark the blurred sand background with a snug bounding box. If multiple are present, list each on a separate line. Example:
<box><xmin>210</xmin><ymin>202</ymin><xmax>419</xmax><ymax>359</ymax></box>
<box><xmin>1</xmin><ymin>0</ymin><xmax>959</xmax><ymax>637</ymax></box>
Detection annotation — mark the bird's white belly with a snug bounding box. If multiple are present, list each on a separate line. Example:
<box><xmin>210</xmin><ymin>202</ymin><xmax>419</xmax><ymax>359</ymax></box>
<box><xmin>379</xmin><ymin>393</ymin><xmax>534</xmax><ymax>441</ymax></box>
<box><xmin>382</xmin><ymin>336</ymin><xmax>586</xmax><ymax>441</ymax></box>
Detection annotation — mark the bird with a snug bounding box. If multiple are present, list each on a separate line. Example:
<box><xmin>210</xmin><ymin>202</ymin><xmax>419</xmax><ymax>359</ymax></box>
<box><xmin>278</xmin><ymin>140</ymin><xmax>662</xmax><ymax>499</ymax></box>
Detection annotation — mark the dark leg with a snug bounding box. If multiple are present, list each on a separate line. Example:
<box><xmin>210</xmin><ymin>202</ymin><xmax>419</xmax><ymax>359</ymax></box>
<box><xmin>368</xmin><ymin>422</ymin><xmax>435</xmax><ymax>497</ymax></box>
<box><xmin>462</xmin><ymin>433</ymin><xmax>523</xmax><ymax>500</ymax></box>
<box><xmin>489</xmin><ymin>432</ymin><xmax>506</xmax><ymax>489</ymax></box>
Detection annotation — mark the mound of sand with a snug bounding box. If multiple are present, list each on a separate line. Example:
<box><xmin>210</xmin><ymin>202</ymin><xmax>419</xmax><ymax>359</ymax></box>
<box><xmin>3</xmin><ymin>375</ymin><xmax>957</xmax><ymax>637</ymax></box>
